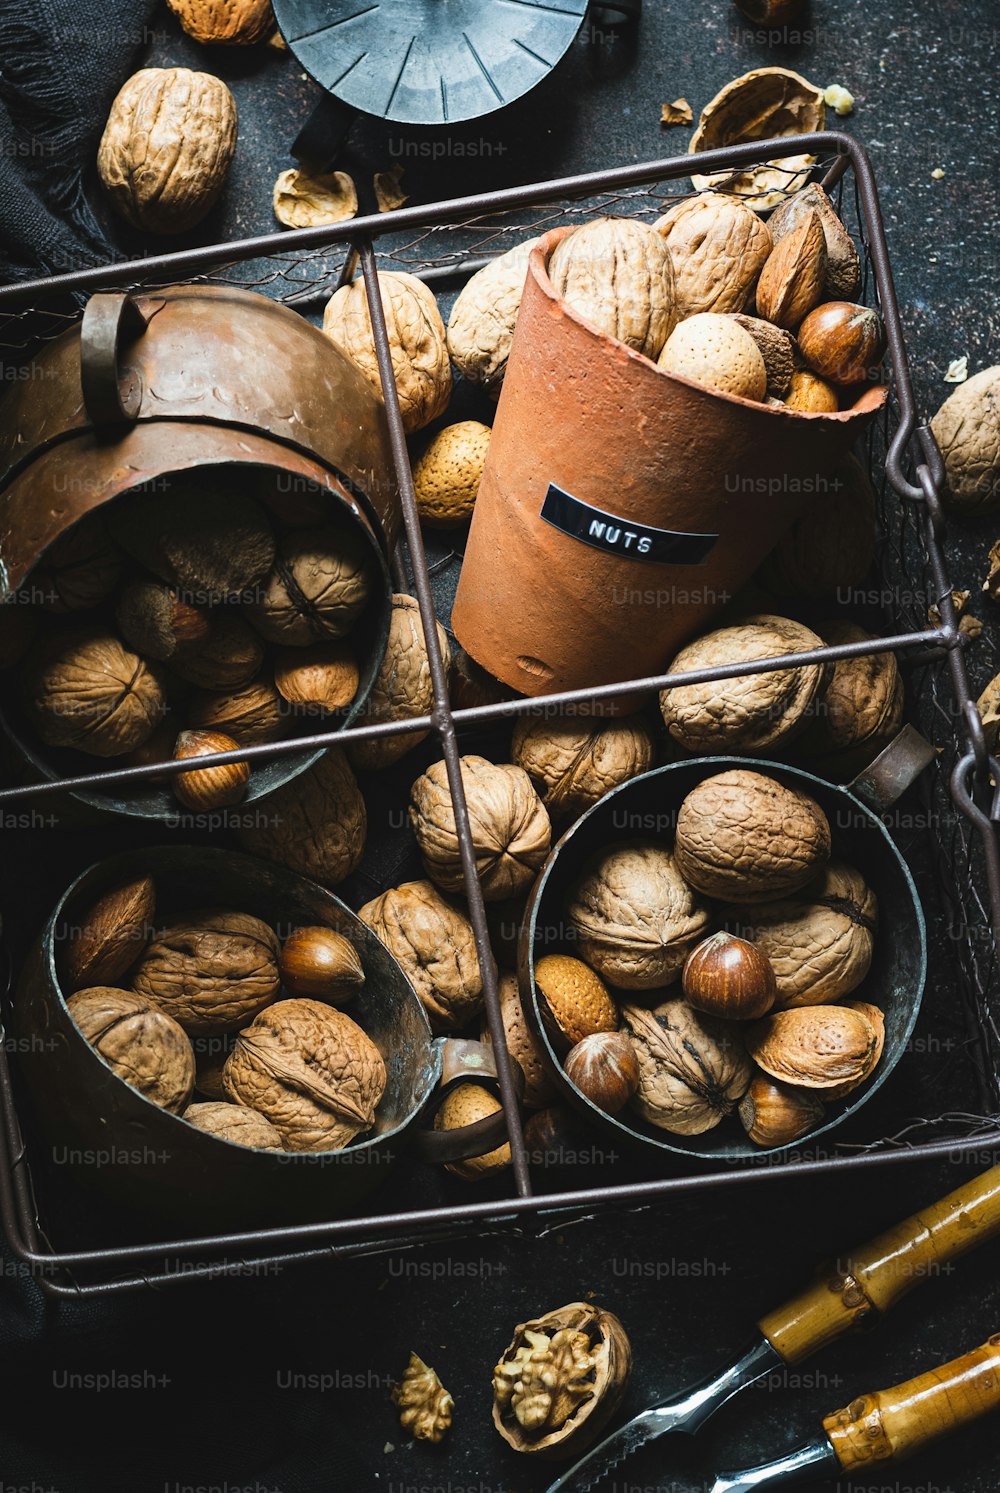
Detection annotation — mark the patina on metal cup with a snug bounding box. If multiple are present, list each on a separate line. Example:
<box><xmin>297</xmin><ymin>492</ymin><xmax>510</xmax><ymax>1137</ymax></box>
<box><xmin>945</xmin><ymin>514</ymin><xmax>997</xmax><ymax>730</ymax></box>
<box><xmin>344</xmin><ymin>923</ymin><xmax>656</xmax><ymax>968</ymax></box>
<box><xmin>13</xmin><ymin>846</ymin><xmax>516</xmax><ymax>1232</ymax></box>
<box><xmin>519</xmin><ymin>731</ymin><xmax>931</xmax><ymax>1161</ymax></box>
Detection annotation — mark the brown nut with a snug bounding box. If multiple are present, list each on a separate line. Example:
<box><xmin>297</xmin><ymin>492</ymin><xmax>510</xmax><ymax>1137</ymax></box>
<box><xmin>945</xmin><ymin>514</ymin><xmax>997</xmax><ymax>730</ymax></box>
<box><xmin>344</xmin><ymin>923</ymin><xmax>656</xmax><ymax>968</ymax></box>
<box><xmin>654</xmin><ymin>195</ymin><xmax>772</xmax><ymax>320</ymax></box>
<box><xmin>97</xmin><ymin>68</ymin><xmax>238</xmax><ymax>234</ymax></box>
<box><xmin>359</xmin><ymin>880</ymin><xmax>485</xmax><ymax>1033</ymax></box>
<box><xmin>224</xmin><ymin>997</ymin><xmax>386</xmax><ymax>1151</ymax></box>
<box><xmin>446</xmin><ymin>238</ymin><xmax>540</xmax><ymax>398</ymax></box>
<box><xmin>622</xmin><ymin>999</ymin><xmax>752</xmax><ymax>1135</ymax></box>
<box><xmin>434</xmin><ymin>1083</ymin><xmax>511</xmax><ymax>1181</ymax></box>
<box><xmin>832</xmin><ymin>1000</ymin><xmax>885</xmax><ymax>1098</ymax></box>
<box><xmin>273</xmin><ymin>168</ymin><xmax>357</xmax><ymax>228</ymax></box>
<box><xmin>766</xmin><ymin>183</ymin><xmax>862</xmax><ymax>300</ymax></box>
<box><xmin>248</xmin><ymin>525</ymin><xmax>373</xmax><ymax>646</ymax></box>
<box><xmin>563</xmin><ymin>1032</ymin><xmax>640</xmax><ymax>1115</ymax></box>
<box><xmin>523</xmin><ymin>1105</ymin><xmax>589</xmax><ymax>1166</ymax></box>
<box><xmin>237</xmin><ymin>747</ymin><xmax>366</xmax><ymax>887</ymax></box>
<box><xmin>116</xmin><ymin>578</ymin><xmax>213</xmax><ymax>662</ymax></box>
<box><xmin>688</xmin><ymin>67</ymin><xmax>826</xmax><ymax>209</ymax></box>
<box><xmin>392</xmin><ymin>1353</ymin><xmax>454</xmax><ymax>1444</ymax></box>
<box><xmin>755</xmin><ymin>208</ymin><xmax>827</xmax><ymax>330</ymax></box>
<box><xmin>930</xmin><ymin>365</ymin><xmax>1000</xmax><ymax>515</ymax></box>
<box><xmin>682</xmin><ymin>932</ymin><xmax>777</xmax><ymax>1021</ymax></box>
<box><xmin>188</xmin><ymin>679</ymin><xmax>288</xmax><ymax>746</ymax></box>
<box><xmin>566</xmin><ymin>842</ymin><xmax>711</xmax><ymax>990</ymax></box>
<box><xmin>511</xmin><ymin>713</ymin><xmax>656</xmax><ymax>824</ymax></box>
<box><xmin>784</xmin><ymin>369</ymin><xmax>839</xmax><ymax>412</ymax></box>
<box><xmin>409</xmin><ymin>755</ymin><xmax>551</xmax><ymax>903</ymax></box>
<box><xmin>279</xmin><ymin>927</ymin><xmax>365</xmax><ymax>1004</ymax></box>
<box><xmin>413</xmin><ymin>421</ymin><xmax>491</xmax><ymax>528</ymax></box>
<box><xmin>169</xmin><ymin>613</ymin><xmax>265</xmax><ymax>690</ymax></box>
<box><xmin>738</xmin><ymin>1075</ymin><xmax>825</xmax><ymax>1146</ymax></box>
<box><xmin>674</xmin><ymin>770</ymin><xmax>831</xmax><ymax>902</ymax></box>
<box><xmin>26</xmin><ymin>630</ymin><xmax>166</xmax><ymax>758</ymax></box>
<box><xmin>183</xmin><ymin>1101</ymin><xmax>285</xmax><ymax>1149</ymax></box>
<box><xmin>747</xmin><ymin>1004</ymin><xmax>880</xmax><ymax>1091</ymax></box>
<box><xmin>548</xmin><ymin>217</ymin><xmax>677</xmax><ymax>360</ymax></box>
<box><xmin>797</xmin><ymin>301</ymin><xmax>885</xmax><ymax>386</ymax></box>
<box><xmin>132</xmin><ymin>908</ymin><xmax>280</xmax><ymax>1033</ymax></box>
<box><xmin>348</xmin><ymin>594</ymin><xmax>451</xmax><ymax>772</ymax></box>
<box><xmin>481</xmin><ymin>972</ymin><xmax>554</xmax><ymax>1109</ymax></box>
<box><xmin>492</xmin><ymin>1302</ymin><xmax>632</xmax><ymax>1457</ymax></box>
<box><xmin>533</xmin><ymin>955</ymin><xmax>618</xmax><ymax>1052</ymax></box>
<box><xmin>797</xmin><ymin>622</ymin><xmax>903</xmax><ymax>778</ymax></box>
<box><xmin>108</xmin><ymin>479</ymin><xmax>275</xmax><ymax>600</ymax></box>
<box><xmin>166</xmin><ymin>0</ymin><xmax>275</xmax><ymax>46</ymax></box>
<box><xmin>62</xmin><ymin>876</ymin><xmax>156</xmax><ymax>991</ymax></box>
<box><xmin>32</xmin><ymin>514</ymin><xmax>125</xmax><ymax>613</ymax></box>
<box><xmin>658</xmin><ymin>313</ymin><xmax>767</xmax><ymax>400</ymax></box>
<box><xmin>729</xmin><ymin>315</ymin><xmax>796</xmax><ymax>398</ymax></box>
<box><xmin>172</xmin><ymin>730</ymin><xmax>249</xmax><ymax>810</ymax></box>
<box><xmin>68</xmin><ymin>987</ymin><xmax>195</xmax><ymax>1112</ymax></box>
<box><xmin>273</xmin><ymin>641</ymin><xmax>359</xmax><ymax>717</ymax></box>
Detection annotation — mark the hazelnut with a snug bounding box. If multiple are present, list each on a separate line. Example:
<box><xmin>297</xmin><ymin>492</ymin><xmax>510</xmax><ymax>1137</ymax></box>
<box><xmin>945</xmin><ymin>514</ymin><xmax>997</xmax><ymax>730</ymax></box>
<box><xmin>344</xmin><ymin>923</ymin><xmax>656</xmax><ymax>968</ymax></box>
<box><xmin>534</xmin><ymin>955</ymin><xmax>619</xmax><ymax>1052</ymax></box>
<box><xmin>273</xmin><ymin>642</ymin><xmax>359</xmax><ymax>715</ymax></box>
<box><xmin>172</xmin><ymin>730</ymin><xmax>249</xmax><ymax>810</ymax></box>
<box><xmin>784</xmin><ymin>369</ymin><xmax>839</xmax><ymax>412</ymax></box>
<box><xmin>279</xmin><ymin>927</ymin><xmax>365</xmax><ymax>1004</ymax></box>
<box><xmin>523</xmin><ymin>1105</ymin><xmax>588</xmax><ymax>1166</ymax></box>
<box><xmin>68</xmin><ymin>986</ymin><xmax>194</xmax><ymax>1112</ymax></box>
<box><xmin>563</xmin><ymin>1032</ymin><xmax>639</xmax><ymax>1115</ymax></box>
<box><xmin>738</xmin><ymin>1075</ymin><xmax>825</xmax><ymax>1147</ymax></box>
<box><xmin>658</xmin><ymin>313</ymin><xmax>767</xmax><ymax>401</ymax></box>
<box><xmin>682</xmin><ymin>932</ymin><xmax>777</xmax><ymax>1021</ymax></box>
<box><xmin>62</xmin><ymin>875</ymin><xmax>156</xmax><ymax>991</ymax></box>
<box><xmin>183</xmin><ymin>1101</ymin><xmax>285</xmax><ymax>1150</ymax></box>
<box><xmin>797</xmin><ymin>301</ymin><xmax>885</xmax><ymax>386</ymax></box>
<box><xmin>132</xmin><ymin>908</ymin><xmax>280</xmax><ymax>1032</ymax></box>
<box><xmin>188</xmin><ymin>679</ymin><xmax>288</xmax><ymax>746</ymax></box>
<box><xmin>248</xmin><ymin>525</ymin><xmax>373</xmax><ymax>645</ymax></box>
<box><xmin>116</xmin><ymin>578</ymin><xmax>213</xmax><ymax>662</ymax></box>
<box><xmin>747</xmin><ymin>1005</ymin><xmax>881</xmax><ymax>1092</ymax></box>
<box><xmin>434</xmin><ymin>1083</ymin><xmax>511</xmax><ymax>1181</ymax></box>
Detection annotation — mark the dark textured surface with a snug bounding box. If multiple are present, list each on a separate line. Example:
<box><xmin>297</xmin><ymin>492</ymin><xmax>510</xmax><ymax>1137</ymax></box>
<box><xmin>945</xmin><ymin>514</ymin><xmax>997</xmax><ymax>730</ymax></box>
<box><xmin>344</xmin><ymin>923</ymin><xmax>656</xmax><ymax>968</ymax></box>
<box><xmin>1</xmin><ymin>3</ymin><xmax>999</xmax><ymax>1492</ymax></box>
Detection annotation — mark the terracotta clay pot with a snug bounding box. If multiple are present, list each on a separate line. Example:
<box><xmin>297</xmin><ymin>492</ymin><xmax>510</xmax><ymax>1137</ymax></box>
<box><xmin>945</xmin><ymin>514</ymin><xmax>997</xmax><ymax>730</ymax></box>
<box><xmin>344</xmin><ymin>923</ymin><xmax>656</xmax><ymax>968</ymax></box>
<box><xmin>451</xmin><ymin>225</ymin><xmax>887</xmax><ymax>702</ymax></box>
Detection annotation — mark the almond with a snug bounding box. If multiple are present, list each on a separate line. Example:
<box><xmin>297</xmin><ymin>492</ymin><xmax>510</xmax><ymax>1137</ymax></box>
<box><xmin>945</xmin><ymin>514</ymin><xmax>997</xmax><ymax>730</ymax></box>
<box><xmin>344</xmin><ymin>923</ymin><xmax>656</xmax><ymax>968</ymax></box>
<box><xmin>755</xmin><ymin>209</ymin><xmax>827</xmax><ymax>331</ymax></box>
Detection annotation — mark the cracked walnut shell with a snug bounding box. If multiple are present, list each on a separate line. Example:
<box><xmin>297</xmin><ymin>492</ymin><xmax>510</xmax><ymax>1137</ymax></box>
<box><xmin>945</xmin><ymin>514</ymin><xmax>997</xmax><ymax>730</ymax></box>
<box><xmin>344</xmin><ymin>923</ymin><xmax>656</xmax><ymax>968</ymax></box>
<box><xmin>493</xmin><ymin>1302</ymin><xmax>632</xmax><ymax>1457</ymax></box>
<box><xmin>323</xmin><ymin>271</ymin><xmax>451</xmax><ymax>434</ymax></box>
<box><xmin>447</xmin><ymin>238</ymin><xmax>539</xmax><ymax>397</ymax></box>
<box><xmin>660</xmin><ymin>615</ymin><xmax>827</xmax><ymax>754</ymax></box>
<box><xmin>409</xmin><ymin>756</ymin><xmax>551</xmax><ymax>903</ymax></box>
<box><xmin>97</xmin><ymin>68</ymin><xmax>238</xmax><ymax>234</ymax></box>
<box><xmin>566</xmin><ymin>842</ymin><xmax>711</xmax><ymax>990</ymax></box>
<box><xmin>512</xmin><ymin>713</ymin><xmax>655</xmax><ymax>823</ymax></box>
<box><xmin>689</xmin><ymin>67</ymin><xmax>826</xmax><ymax>210</ymax></box>
<box><xmin>392</xmin><ymin>1354</ymin><xmax>453</xmax><ymax>1443</ymax></box>
<box><xmin>654</xmin><ymin>194</ymin><xmax>772</xmax><ymax>320</ymax></box>
<box><xmin>26</xmin><ymin>630</ymin><xmax>165</xmax><ymax>758</ymax></box>
<box><xmin>675</xmin><ymin>770</ymin><xmax>831</xmax><ymax>903</ymax></box>
<box><xmin>237</xmin><ymin>747</ymin><xmax>366</xmax><ymax>887</ymax></box>
<box><xmin>68</xmin><ymin>986</ymin><xmax>194</xmax><ymax>1112</ymax></box>
<box><xmin>548</xmin><ymin>217</ymin><xmax>677</xmax><ymax>361</ymax></box>
<box><xmin>224</xmin><ymin>998</ymin><xmax>386</xmax><ymax>1151</ymax></box>
<box><xmin>131</xmin><ymin>909</ymin><xmax>280</xmax><ymax>1033</ymax></box>
<box><xmin>273</xmin><ymin>168</ymin><xmax>357</xmax><ymax>228</ymax></box>
<box><xmin>349</xmin><ymin>594</ymin><xmax>450</xmax><ymax>772</ymax></box>
<box><xmin>359</xmin><ymin>880</ymin><xmax>484</xmax><ymax>1034</ymax></box>
<box><xmin>623</xmin><ymin>999</ymin><xmax>752</xmax><ymax>1135</ymax></box>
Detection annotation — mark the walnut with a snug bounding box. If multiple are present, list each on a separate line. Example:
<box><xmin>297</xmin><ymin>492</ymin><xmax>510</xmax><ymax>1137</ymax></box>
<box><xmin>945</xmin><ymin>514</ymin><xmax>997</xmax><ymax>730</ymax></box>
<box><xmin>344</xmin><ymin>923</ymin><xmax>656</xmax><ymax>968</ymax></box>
<box><xmin>566</xmin><ymin>841</ymin><xmax>710</xmax><ymax>990</ymax></box>
<box><xmin>758</xmin><ymin>454</ymin><xmax>876</xmax><ymax>597</ymax></box>
<box><xmin>511</xmin><ymin>713</ymin><xmax>656</xmax><ymax>823</ymax></box>
<box><xmin>223</xmin><ymin>998</ymin><xmax>386</xmax><ymax>1151</ymax></box>
<box><xmin>747</xmin><ymin>1004</ymin><xmax>881</xmax><ymax>1093</ymax></box>
<box><xmin>409</xmin><ymin>756</ymin><xmax>551</xmax><ymax>903</ymax></box>
<box><xmin>547</xmin><ymin>217</ymin><xmax>677</xmax><ymax>360</ymax></box>
<box><xmin>447</xmin><ymin>238</ymin><xmax>540</xmax><ymax>397</ymax></box>
<box><xmin>654</xmin><ymin>194</ymin><xmax>772</xmax><ymax>319</ymax></box>
<box><xmin>348</xmin><ymin>594</ymin><xmax>451</xmax><ymax>772</ymax></box>
<box><xmin>797</xmin><ymin>623</ymin><xmax>903</xmax><ymax>777</ymax></box>
<box><xmin>237</xmin><ymin>747</ymin><xmax>366</xmax><ymax>886</ymax></box>
<box><xmin>97</xmin><ymin>68</ymin><xmax>238</xmax><ymax>234</ymax></box>
<box><xmin>481</xmin><ymin>972</ymin><xmax>554</xmax><ymax>1109</ymax></box>
<box><xmin>184</xmin><ymin>1101</ymin><xmax>284</xmax><ymax>1149</ymax></box>
<box><xmin>68</xmin><ymin>987</ymin><xmax>194</xmax><ymax>1112</ymax></box>
<box><xmin>26</xmin><ymin>629</ymin><xmax>165</xmax><ymax>758</ymax></box>
<box><xmin>62</xmin><ymin>876</ymin><xmax>156</xmax><ymax>990</ymax></box>
<box><xmin>167</xmin><ymin>0</ymin><xmax>275</xmax><ymax>45</ymax></box>
<box><xmin>169</xmin><ymin>613</ymin><xmax>264</xmax><ymax>691</ymax></box>
<box><xmin>688</xmin><ymin>67</ymin><xmax>827</xmax><ymax>210</ymax></box>
<box><xmin>660</xmin><ymin>615</ymin><xmax>827</xmax><ymax>754</ymax></box>
<box><xmin>131</xmin><ymin>909</ymin><xmax>280</xmax><ymax>1033</ymax></box>
<box><xmin>725</xmin><ymin>862</ymin><xmax>877</xmax><ymax>1009</ymax></box>
<box><xmin>33</xmin><ymin>514</ymin><xmax>125</xmax><ymax>613</ymax></box>
<box><xmin>273</xmin><ymin>168</ymin><xmax>357</xmax><ymax>228</ymax></box>
<box><xmin>392</xmin><ymin>1354</ymin><xmax>453</xmax><ymax>1444</ymax></box>
<box><xmin>676</xmin><ymin>770</ymin><xmax>831</xmax><ymax>903</ymax></box>
<box><xmin>766</xmin><ymin>184</ymin><xmax>862</xmax><ymax>300</ymax></box>
<box><xmin>358</xmin><ymin>880</ymin><xmax>484</xmax><ymax>1033</ymax></box>
<box><xmin>248</xmin><ymin>525</ymin><xmax>374</xmax><ymax>646</ymax></box>
<box><xmin>107</xmin><ymin>479</ymin><xmax>275</xmax><ymax>602</ymax></box>
<box><xmin>492</xmin><ymin>1302</ymin><xmax>632</xmax><ymax>1456</ymax></box>
<box><xmin>188</xmin><ymin>679</ymin><xmax>289</xmax><ymax>746</ymax></box>
<box><xmin>931</xmin><ymin>365</ymin><xmax>1000</xmax><ymax>514</ymax></box>
<box><xmin>622</xmin><ymin>999</ymin><xmax>752</xmax><ymax>1135</ymax></box>
<box><xmin>323</xmin><ymin>271</ymin><xmax>451</xmax><ymax>434</ymax></box>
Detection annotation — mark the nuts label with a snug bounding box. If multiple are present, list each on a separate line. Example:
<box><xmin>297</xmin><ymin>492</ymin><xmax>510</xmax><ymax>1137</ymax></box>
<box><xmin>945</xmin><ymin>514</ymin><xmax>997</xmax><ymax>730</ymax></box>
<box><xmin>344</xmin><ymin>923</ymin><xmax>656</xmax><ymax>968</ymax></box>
<box><xmin>539</xmin><ymin>484</ymin><xmax>717</xmax><ymax>565</ymax></box>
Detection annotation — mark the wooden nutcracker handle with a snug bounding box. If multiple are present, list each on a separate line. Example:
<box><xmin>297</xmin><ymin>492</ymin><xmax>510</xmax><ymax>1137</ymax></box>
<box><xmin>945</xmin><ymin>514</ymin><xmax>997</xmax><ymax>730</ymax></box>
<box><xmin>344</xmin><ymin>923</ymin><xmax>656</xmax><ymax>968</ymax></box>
<box><xmin>759</xmin><ymin>1164</ymin><xmax>1000</xmax><ymax>1364</ymax></box>
<box><xmin>824</xmin><ymin>1334</ymin><xmax>1000</xmax><ymax>1470</ymax></box>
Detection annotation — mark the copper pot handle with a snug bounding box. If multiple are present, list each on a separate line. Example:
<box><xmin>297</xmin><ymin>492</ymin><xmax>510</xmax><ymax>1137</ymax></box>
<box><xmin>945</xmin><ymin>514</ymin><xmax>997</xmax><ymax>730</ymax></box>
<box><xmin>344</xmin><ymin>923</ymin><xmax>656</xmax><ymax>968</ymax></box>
<box><xmin>409</xmin><ymin>1038</ymin><xmax>525</xmax><ymax>1164</ymax></box>
<box><xmin>80</xmin><ymin>292</ymin><xmax>150</xmax><ymax>431</ymax></box>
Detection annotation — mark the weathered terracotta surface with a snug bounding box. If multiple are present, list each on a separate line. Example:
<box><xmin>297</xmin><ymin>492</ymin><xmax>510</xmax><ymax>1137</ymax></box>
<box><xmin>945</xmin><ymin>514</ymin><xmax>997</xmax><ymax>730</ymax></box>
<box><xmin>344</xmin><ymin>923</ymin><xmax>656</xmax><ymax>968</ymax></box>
<box><xmin>452</xmin><ymin>226</ymin><xmax>886</xmax><ymax>701</ymax></box>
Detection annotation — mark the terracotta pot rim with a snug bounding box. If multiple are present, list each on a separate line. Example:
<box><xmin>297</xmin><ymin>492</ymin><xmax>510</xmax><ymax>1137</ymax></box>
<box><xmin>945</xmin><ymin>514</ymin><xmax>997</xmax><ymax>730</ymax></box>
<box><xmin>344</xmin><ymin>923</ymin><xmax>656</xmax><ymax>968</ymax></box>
<box><xmin>530</xmin><ymin>225</ymin><xmax>887</xmax><ymax>422</ymax></box>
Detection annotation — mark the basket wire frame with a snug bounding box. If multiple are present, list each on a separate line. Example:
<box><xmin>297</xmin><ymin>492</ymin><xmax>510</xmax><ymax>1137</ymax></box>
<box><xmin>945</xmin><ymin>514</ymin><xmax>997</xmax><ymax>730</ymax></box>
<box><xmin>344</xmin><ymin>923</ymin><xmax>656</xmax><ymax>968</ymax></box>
<box><xmin>0</xmin><ymin>131</ymin><xmax>998</xmax><ymax>1294</ymax></box>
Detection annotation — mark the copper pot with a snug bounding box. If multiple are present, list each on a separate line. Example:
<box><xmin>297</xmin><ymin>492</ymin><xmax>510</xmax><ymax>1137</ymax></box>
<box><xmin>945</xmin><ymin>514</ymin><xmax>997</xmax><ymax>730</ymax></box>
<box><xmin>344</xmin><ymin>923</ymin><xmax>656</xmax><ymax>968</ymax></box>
<box><xmin>452</xmin><ymin>225</ymin><xmax>887</xmax><ymax>702</ymax></box>
<box><xmin>0</xmin><ymin>286</ymin><xmax>401</xmax><ymax>817</ymax></box>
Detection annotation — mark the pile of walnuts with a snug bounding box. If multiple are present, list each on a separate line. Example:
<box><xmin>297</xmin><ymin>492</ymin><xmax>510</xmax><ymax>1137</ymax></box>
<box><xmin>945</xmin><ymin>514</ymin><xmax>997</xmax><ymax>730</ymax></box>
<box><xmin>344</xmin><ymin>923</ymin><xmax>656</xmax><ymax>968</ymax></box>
<box><xmin>6</xmin><ymin>472</ymin><xmax>376</xmax><ymax>813</ymax></box>
<box><xmin>60</xmin><ymin>873</ymin><xmax>384</xmax><ymax>1152</ymax></box>
<box><xmin>531</xmin><ymin>766</ymin><xmax>884</xmax><ymax>1149</ymax></box>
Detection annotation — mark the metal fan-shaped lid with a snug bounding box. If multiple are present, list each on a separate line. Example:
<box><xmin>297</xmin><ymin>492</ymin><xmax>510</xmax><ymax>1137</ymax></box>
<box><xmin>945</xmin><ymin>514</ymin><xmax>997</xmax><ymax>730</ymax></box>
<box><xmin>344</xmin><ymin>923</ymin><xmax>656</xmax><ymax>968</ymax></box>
<box><xmin>272</xmin><ymin>0</ymin><xmax>589</xmax><ymax>125</ymax></box>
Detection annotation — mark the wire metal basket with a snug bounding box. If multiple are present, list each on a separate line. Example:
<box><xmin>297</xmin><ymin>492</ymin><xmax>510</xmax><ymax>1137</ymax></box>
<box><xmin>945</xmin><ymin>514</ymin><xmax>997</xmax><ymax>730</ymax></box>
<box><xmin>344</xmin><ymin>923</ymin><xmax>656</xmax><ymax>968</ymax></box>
<box><xmin>1</xmin><ymin>131</ymin><xmax>998</xmax><ymax>1296</ymax></box>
